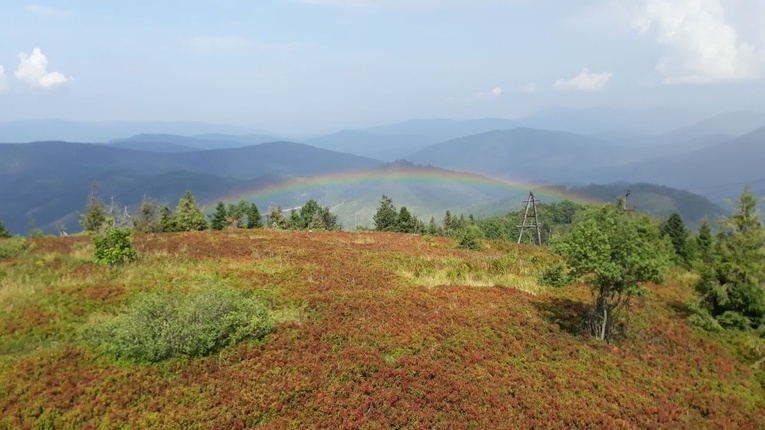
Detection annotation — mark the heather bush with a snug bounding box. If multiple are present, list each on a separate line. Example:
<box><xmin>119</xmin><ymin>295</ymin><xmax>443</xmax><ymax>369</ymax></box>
<box><xmin>83</xmin><ymin>288</ymin><xmax>273</xmax><ymax>363</ymax></box>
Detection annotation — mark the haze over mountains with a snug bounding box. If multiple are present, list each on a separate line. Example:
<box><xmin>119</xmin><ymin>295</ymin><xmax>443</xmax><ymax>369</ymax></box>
<box><xmin>0</xmin><ymin>108</ymin><xmax>763</xmax><ymax>235</ymax></box>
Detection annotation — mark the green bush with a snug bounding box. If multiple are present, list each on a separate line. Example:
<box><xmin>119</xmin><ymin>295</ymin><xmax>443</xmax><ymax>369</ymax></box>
<box><xmin>93</xmin><ymin>228</ymin><xmax>138</xmax><ymax>265</ymax></box>
<box><xmin>83</xmin><ymin>288</ymin><xmax>273</xmax><ymax>363</ymax></box>
<box><xmin>0</xmin><ymin>237</ymin><xmax>26</xmax><ymax>258</ymax></box>
<box><xmin>456</xmin><ymin>225</ymin><xmax>484</xmax><ymax>251</ymax></box>
<box><xmin>538</xmin><ymin>263</ymin><xmax>573</xmax><ymax>289</ymax></box>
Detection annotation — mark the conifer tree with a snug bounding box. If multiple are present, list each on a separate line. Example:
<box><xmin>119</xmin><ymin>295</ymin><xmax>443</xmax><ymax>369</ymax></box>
<box><xmin>226</xmin><ymin>200</ymin><xmax>249</xmax><ymax>229</ymax></box>
<box><xmin>397</xmin><ymin>206</ymin><xmax>418</xmax><ymax>233</ymax></box>
<box><xmin>696</xmin><ymin>186</ymin><xmax>765</xmax><ymax>330</ymax></box>
<box><xmin>210</xmin><ymin>202</ymin><xmax>227</xmax><ymax>230</ymax></box>
<box><xmin>132</xmin><ymin>197</ymin><xmax>162</xmax><ymax>233</ymax></box>
<box><xmin>661</xmin><ymin>212</ymin><xmax>690</xmax><ymax>266</ymax></box>
<box><xmin>697</xmin><ymin>219</ymin><xmax>713</xmax><ymax>260</ymax></box>
<box><xmin>174</xmin><ymin>190</ymin><xmax>208</xmax><ymax>231</ymax></box>
<box><xmin>80</xmin><ymin>182</ymin><xmax>107</xmax><ymax>233</ymax></box>
<box><xmin>246</xmin><ymin>203</ymin><xmax>263</xmax><ymax>229</ymax></box>
<box><xmin>159</xmin><ymin>205</ymin><xmax>176</xmax><ymax>232</ymax></box>
<box><xmin>373</xmin><ymin>195</ymin><xmax>398</xmax><ymax>232</ymax></box>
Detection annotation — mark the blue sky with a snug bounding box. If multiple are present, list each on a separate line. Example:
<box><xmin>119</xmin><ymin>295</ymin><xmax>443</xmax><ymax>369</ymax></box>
<box><xmin>1</xmin><ymin>0</ymin><xmax>764</xmax><ymax>133</ymax></box>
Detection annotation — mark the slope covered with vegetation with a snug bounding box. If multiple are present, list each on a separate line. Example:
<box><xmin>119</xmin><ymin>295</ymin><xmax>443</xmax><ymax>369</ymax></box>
<box><xmin>1</xmin><ymin>227</ymin><xmax>763</xmax><ymax>428</ymax></box>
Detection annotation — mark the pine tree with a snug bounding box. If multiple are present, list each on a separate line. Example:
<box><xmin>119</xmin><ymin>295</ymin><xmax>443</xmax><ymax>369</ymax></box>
<box><xmin>174</xmin><ymin>190</ymin><xmax>208</xmax><ymax>231</ymax></box>
<box><xmin>210</xmin><ymin>202</ymin><xmax>228</xmax><ymax>230</ymax></box>
<box><xmin>696</xmin><ymin>186</ymin><xmax>765</xmax><ymax>330</ymax></box>
<box><xmin>697</xmin><ymin>219</ymin><xmax>713</xmax><ymax>262</ymax></box>
<box><xmin>159</xmin><ymin>205</ymin><xmax>176</xmax><ymax>232</ymax></box>
<box><xmin>373</xmin><ymin>195</ymin><xmax>398</xmax><ymax>232</ymax></box>
<box><xmin>660</xmin><ymin>212</ymin><xmax>690</xmax><ymax>266</ymax></box>
<box><xmin>80</xmin><ymin>182</ymin><xmax>107</xmax><ymax>233</ymax></box>
<box><xmin>226</xmin><ymin>200</ymin><xmax>249</xmax><ymax>229</ymax></box>
<box><xmin>443</xmin><ymin>210</ymin><xmax>454</xmax><ymax>235</ymax></box>
<box><xmin>427</xmin><ymin>216</ymin><xmax>440</xmax><ymax>236</ymax></box>
<box><xmin>266</xmin><ymin>205</ymin><xmax>287</xmax><ymax>229</ymax></box>
<box><xmin>299</xmin><ymin>200</ymin><xmax>322</xmax><ymax>230</ymax></box>
<box><xmin>397</xmin><ymin>206</ymin><xmax>418</xmax><ymax>233</ymax></box>
<box><xmin>247</xmin><ymin>203</ymin><xmax>263</xmax><ymax>229</ymax></box>
<box><xmin>132</xmin><ymin>197</ymin><xmax>162</xmax><ymax>233</ymax></box>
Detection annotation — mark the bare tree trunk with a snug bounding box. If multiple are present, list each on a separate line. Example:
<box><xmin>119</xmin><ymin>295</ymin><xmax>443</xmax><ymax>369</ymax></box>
<box><xmin>600</xmin><ymin>305</ymin><xmax>608</xmax><ymax>341</ymax></box>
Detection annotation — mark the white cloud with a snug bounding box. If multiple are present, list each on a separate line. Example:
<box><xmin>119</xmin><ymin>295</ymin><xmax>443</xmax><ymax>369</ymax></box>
<box><xmin>0</xmin><ymin>65</ymin><xmax>7</xmax><ymax>92</ymax></box>
<box><xmin>520</xmin><ymin>83</ymin><xmax>537</xmax><ymax>93</ymax></box>
<box><xmin>632</xmin><ymin>0</ymin><xmax>764</xmax><ymax>84</ymax></box>
<box><xmin>15</xmin><ymin>48</ymin><xmax>70</xmax><ymax>89</ymax></box>
<box><xmin>554</xmin><ymin>68</ymin><xmax>612</xmax><ymax>92</ymax></box>
<box><xmin>26</xmin><ymin>4</ymin><xmax>70</xmax><ymax>17</ymax></box>
<box><xmin>477</xmin><ymin>87</ymin><xmax>503</xmax><ymax>99</ymax></box>
<box><xmin>448</xmin><ymin>86</ymin><xmax>503</xmax><ymax>103</ymax></box>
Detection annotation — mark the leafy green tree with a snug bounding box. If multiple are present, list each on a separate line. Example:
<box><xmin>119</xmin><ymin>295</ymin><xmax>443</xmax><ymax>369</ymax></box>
<box><xmin>373</xmin><ymin>195</ymin><xmax>398</xmax><ymax>232</ymax></box>
<box><xmin>661</xmin><ymin>212</ymin><xmax>690</xmax><ymax>266</ymax></box>
<box><xmin>695</xmin><ymin>187</ymin><xmax>765</xmax><ymax>330</ymax></box>
<box><xmin>0</xmin><ymin>218</ymin><xmax>11</xmax><ymax>238</ymax></box>
<box><xmin>132</xmin><ymin>197</ymin><xmax>162</xmax><ymax>233</ymax></box>
<box><xmin>553</xmin><ymin>204</ymin><xmax>671</xmax><ymax>342</ymax></box>
<box><xmin>210</xmin><ymin>202</ymin><xmax>228</xmax><ymax>231</ymax></box>
<box><xmin>246</xmin><ymin>203</ymin><xmax>263</xmax><ymax>229</ymax></box>
<box><xmin>287</xmin><ymin>209</ymin><xmax>301</xmax><ymax>230</ymax></box>
<box><xmin>80</xmin><ymin>182</ymin><xmax>108</xmax><ymax>233</ymax></box>
<box><xmin>174</xmin><ymin>190</ymin><xmax>208</xmax><ymax>231</ymax></box>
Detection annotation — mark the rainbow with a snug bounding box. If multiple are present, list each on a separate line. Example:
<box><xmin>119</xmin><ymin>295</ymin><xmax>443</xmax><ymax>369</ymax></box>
<box><xmin>206</xmin><ymin>166</ymin><xmax>601</xmax><ymax>208</ymax></box>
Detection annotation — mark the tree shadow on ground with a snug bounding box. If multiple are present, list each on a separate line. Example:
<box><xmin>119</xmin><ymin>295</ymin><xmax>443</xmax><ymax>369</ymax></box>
<box><xmin>532</xmin><ymin>297</ymin><xmax>590</xmax><ymax>337</ymax></box>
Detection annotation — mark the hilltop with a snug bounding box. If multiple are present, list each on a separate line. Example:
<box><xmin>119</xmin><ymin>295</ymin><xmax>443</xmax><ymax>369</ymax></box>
<box><xmin>0</xmin><ymin>230</ymin><xmax>763</xmax><ymax>428</ymax></box>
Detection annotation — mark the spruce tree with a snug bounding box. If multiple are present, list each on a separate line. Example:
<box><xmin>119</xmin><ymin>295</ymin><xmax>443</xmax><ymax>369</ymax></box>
<box><xmin>159</xmin><ymin>205</ymin><xmax>176</xmax><ymax>232</ymax></box>
<box><xmin>247</xmin><ymin>203</ymin><xmax>263</xmax><ymax>229</ymax></box>
<box><xmin>174</xmin><ymin>190</ymin><xmax>208</xmax><ymax>231</ymax></box>
<box><xmin>373</xmin><ymin>195</ymin><xmax>398</xmax><ymax>232</ymax></box>
<box><xmin>210</xmin><ymin>202</ymin><xmax>227</xmax><ymax>230</ymax></box>
<box><xmin>661</xmin><ymin>212</ymin><xmax>690</xmax><ymax>266</ymax></box>
<box><xmin>696</xmin><ymin>186</ymin><xmax>765</xmax><ymax>330</ymax></box>
<box><xmin>80</xmin><ymin>182</ymin><xmax>107</xmax><ymax>233</ymax></box>
<box><xmin>697</xmin><ymin>219</ymin><xmax>713</xmax><ymax>261</ymax></box>
<box><xmin>132</xmin><ymin>197</ymin><xmax>162</xmax><ymax>233</ymax></box>
<box><xmin>397</xmin><ymin>206</ymin><xmax>418</xmax><ymax>233</ymax></box>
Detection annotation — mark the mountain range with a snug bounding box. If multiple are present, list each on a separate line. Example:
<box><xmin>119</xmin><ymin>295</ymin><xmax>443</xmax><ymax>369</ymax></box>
<box><xmin>1</xmin><ymin>109</ymin><xmax>763</xmax><ymax>235</ymax></box>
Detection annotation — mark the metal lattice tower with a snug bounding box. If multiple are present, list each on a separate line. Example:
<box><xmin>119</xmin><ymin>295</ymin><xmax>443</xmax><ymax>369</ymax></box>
<box><xmin>517</xmin><ymin>192</ymin><xmax>542</xmax><ymax>245</ymax></box>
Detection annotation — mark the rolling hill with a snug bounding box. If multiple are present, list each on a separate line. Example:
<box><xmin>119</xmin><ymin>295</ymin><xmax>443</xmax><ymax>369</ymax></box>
<box><xmin>1</xmin><ymin>231</ymin><xmax>763</xmax><ymax>427</ymax></box>
<box><xmin>108</xmin><ymin>133</ymin><xmax>286</xmax><ymax>152</ymax></box>
<box><xmin>407</xmin><ymin>128</ymin><xmax>641</xmax><ymax>183</ymax></box>
<box><xmin>611</xmin><ymin>126</ymin><xmax>765</xmax><ymax>201</ymax></box>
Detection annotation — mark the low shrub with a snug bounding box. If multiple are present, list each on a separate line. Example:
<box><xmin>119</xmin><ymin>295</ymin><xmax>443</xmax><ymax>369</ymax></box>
<box><xmin>538</xmin><ymin>263</ymin><xmax>573</xmax><ymax>289</ymax></box>
<box><xmin>93</xmin><ymin>228</ymin><xmax>137</xmax><ymax>265</ymax></box>
<box><xmin>0</xmin><ymin>237</ymin><xmax>26</xmax><ymax>258</ymax></box>
<box><xmin>82</xmin><ymin>288</ymin><xmax>273</xmax><ymax>363</ymax></box>
<box><xmin>456</xmin><ymin>225</ymin><xmax>484</xmax><ymax>251</ymax></box>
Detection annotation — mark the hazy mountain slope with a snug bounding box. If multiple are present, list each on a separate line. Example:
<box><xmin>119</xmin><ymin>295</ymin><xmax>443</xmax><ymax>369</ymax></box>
<box><xmin>614</xmin><ymin>126</ymin><xmax>765</xmax><ymax>197</ymax></box>
<box><xmin>109</xmin><ymin>133</ymin><xmax>285</xmax><ymax>152</ymax></box>
<box><xmin>0</xmin><ymin>141</ymin><xmax>381</xmax><ymax>234</ymax></box>
<box><xmin>407</xmin><ymin>128</ymin><xmax>639</xmax><ymax>183</ymax></box>
<box><xmin>659</xmin><ymin>111</ymin><xmax>765</xmax><ymax>142</ymax></box>
<box><xmin>572</xmin><ymin>183</ymin><xmax>725</xmax><ymax>227</ymax></box>
<box><xmin>307</xmin><ymin>131</ymin><xmax>440</xmax><ymax>161</ymax></box>
<box><xmin>362</xmin><ymin>118</ymin><xmax>517</xmax><ymax>139</ymax></box>
<box><xmin>0</xmin><ymin>119</ymin><xmax>266</xmax><ymax>143</ymax></box>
